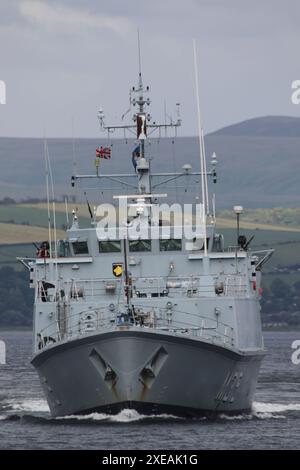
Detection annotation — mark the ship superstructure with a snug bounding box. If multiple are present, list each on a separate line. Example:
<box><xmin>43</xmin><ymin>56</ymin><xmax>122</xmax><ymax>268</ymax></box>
<box><xmin>19</xmin><ymin>61</ymin><xmax>273</xmax><ymax>417</ymax></box>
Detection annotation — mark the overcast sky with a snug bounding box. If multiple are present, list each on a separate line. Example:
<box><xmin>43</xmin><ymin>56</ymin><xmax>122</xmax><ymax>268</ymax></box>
<box><xmin>0</xmin><ymin>0</ymin><xmax>300</xmax><ymax>137</ymax></box>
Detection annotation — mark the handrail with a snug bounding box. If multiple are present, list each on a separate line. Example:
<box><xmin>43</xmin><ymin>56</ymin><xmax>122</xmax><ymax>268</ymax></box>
<box><xmin>34</xmin><ymin>274</ymin><xmax>248</xmax><ymax>302</ymax></box>
<box><xmin>16</xmin><ymin>257</ymin><xmax>36</xmax><ymax>270</ymax></box>
<box><xmin>37</xmin><ymin>303</ymin><xmax>235</xmax><ymax>351</ymax></box>
<box><xmin>250</xmin><ymin>249</ymin><xmax>274</xmax><ymax>270</ymax></box>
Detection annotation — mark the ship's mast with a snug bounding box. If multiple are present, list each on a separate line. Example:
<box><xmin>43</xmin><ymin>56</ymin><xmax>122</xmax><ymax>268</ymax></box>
<box><xmin>131</xmin><ymin>52</ymin><xmax>151</xmax><ymax>194</ymax></box>
<box><xmin>72</xmin><ymin>43</ymin><xmax>218</xmax><ymax>210</ymax></box>
<box><xmin>90</xmin><ymin>35</ymin><xmax>182</xmax><ymax>199</ymax></box>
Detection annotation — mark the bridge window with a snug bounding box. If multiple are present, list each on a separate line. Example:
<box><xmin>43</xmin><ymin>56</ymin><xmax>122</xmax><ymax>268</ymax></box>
<box><xmin>129</xmin><ymin>240</ymin><xmax>152</xmax><ymax>252</ymax></box>
<box><xmin>57</xmin><ymin>240</ymin><xmax>70</xmax><ymax>257</ymax></box>
<box><xmin>72</xmin><ymin>241</ymin><xmax>89</xmax><ymax>255</ymax></box>
<box><xmin>160</xmin><ymin>239</ymin><xmax>182</xmax><ymax>251</ymax></box>
<box><xmin>99</xmin><ymin>240</ymin><xmax>121</xmax><ymax>253</ymax></box>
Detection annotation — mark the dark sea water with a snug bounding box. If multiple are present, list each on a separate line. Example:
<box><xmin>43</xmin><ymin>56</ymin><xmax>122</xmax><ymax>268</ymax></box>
<box><xmin>0</xmin><ymin>330</ymin><xmax>299</xmax><ymax>450</ymax></box>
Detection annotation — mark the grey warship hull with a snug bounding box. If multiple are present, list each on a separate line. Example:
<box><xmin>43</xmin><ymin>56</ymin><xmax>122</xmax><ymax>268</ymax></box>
<box><xmin>32</xmin><ymin>329</ymin><xmax>264</xmax><ymax>417</ymax></box>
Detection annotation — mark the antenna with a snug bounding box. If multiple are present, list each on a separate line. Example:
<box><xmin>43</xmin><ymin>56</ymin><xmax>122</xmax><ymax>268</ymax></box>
<box><xmin>45</xmin><ymin>142</ymin><xmax>59</xmax><ymax>284</ymax></box>
<box><xmin>193</xmin><ymin>39</ymin><xmax>208</xmax><ymax>256</ymax></box>
<box><xmin>201</xmin><ymin>129</ymin><xmax>209</xmax><ymax>215</ymax></box>
<box><xmin>212</xmin><ymin>193</ymin><xmax>216</xmax><ymax>220</ymax></box>
<box><xmin>164</xmin><ymin>100</ymin><xmax>167</xmax><ymax>137</ymax></box>
<box><xmin>72</xmin><ymin>116</ymin><xmax>77</xmax><ymax>204</ymax></box>
<box><xmin>44</xmin><ymin>137</ymin><xmax>52</xmax><ymax>261</ymax></box>
<box><xmin>137</xmin><ymin>28</ymin><xmax>142</xmax><ymax>77</ymax></box>
<box><xmin>65</xmin><ymin>196</ymin><xmax>69</xmax><ymax>227</ymax></box>
<box><xmin>84</xmin><ymin>191</ymin><xmax>93</xmax><ymax>220</ymax></box>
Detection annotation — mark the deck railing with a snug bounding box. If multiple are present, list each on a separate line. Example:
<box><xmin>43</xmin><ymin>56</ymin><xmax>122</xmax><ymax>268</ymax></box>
<box><xmin>35</xmin><ymin>274</ymin><xmax>248</xmax><ymax>303</ymax></box>
<box><xmin>36</xmin><ymin>305</ymin><xmax>235</xmax><ymax>352</ymax></box>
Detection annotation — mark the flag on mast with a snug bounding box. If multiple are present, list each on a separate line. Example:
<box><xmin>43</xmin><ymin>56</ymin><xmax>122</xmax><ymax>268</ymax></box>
<box><xmin>96</xmin><ymin>146</ymin><xmax>111</xmax><ymax>159</ymax></box>
<box><xmin>136</xmin><ymin>115</ymin><xmax>147</xmax><ymax>140</ymax></box>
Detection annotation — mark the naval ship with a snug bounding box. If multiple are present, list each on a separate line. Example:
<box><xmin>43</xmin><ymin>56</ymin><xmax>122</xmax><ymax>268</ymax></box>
<box><xmin>19</xmin><ymin>63</ymin><xmax>273</xmax><ymax>418</ymax></box>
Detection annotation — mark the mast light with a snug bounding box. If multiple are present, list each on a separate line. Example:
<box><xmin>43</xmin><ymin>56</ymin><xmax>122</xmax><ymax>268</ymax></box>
<box><xmin>233</xmin><ymin>205</ymin><xmax>244</xmax><ymax>245</ymax></box>
<box><xmin>211</xmin><ymin>152</ymin><xmax>218</xmax><ymax>166</ymax></box>
<box><xmin>233</xmin><ymin>205</ymin><xmax>243</xmax><ymax>215</ymax></box>
<box><xmin>182</xmin><ymin>164</ymin><xmax>192</xmax><ymax>173</ymax></box>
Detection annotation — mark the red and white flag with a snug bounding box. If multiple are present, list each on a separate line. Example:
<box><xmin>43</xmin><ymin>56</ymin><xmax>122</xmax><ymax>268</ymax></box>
<box><xmin>96</xmin><ymin>146</ymin><xmax>111</xmax><ymax>159</ymax></box>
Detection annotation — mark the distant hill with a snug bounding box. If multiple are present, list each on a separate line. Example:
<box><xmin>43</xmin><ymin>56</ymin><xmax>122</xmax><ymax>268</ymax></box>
<box><xmin>0</xmin><ymin>116</ymin><xmax>300</xmax><ymax>208</ymax></box>
<box><xmin>208</xmin><ymin>116</ymin><xmax>300</xmax><ymax>137</ymax></box>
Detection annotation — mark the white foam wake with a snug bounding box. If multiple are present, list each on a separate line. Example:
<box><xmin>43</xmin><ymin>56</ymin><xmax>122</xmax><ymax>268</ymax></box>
<box><xmin>253</xmin><ymin>402</ymin><xmax>300</xmax><ymax>414</ymax></box>
<box><xmin>217</xmin><ymin>402</ymin><xmax>300</xmax><ymax>421</ymax></box>
<box><xmin>3</xmin><ymin>399</ymin><xmax>300</xmax><ymax>422</ymax></box>
<box><xmin>58</xmin><ymin>409</ymin><xmax>181</xmax><ymax>423</ymax></box>
<box><xmin>9</xmin><ymin>398</ymin><xmax>50</xmax><ymax>413</ymax></box>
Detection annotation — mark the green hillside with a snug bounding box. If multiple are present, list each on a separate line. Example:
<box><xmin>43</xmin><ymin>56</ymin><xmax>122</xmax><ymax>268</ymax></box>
<box><xmin>218</xmin><ymin>207</ymin><xmax>300</xmax><ymax>228</ymax></box>
<box><xmin>208</xmin><ymin>116</ymin><xmax>300</xmax><ymax>137</ymax></box>
<box><xmin>1</xmin><ymin>116</ymin><xmax>300</xmax><ymax>208</ymax></box>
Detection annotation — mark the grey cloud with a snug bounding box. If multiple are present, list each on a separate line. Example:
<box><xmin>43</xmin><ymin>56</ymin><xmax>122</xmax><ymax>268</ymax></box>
<box><xmin>0</xmin><ymin>0</ymin><xmax>300</xmax><ymax>137</ymax></box>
